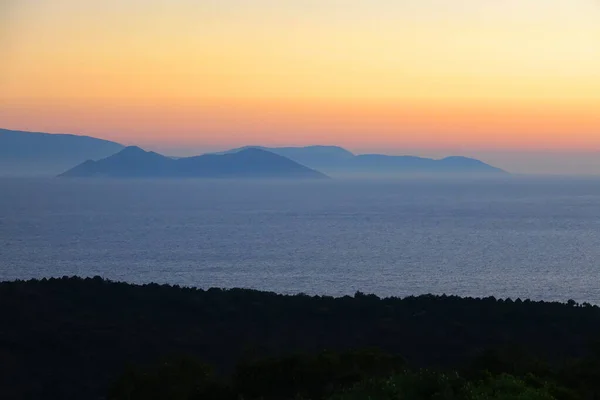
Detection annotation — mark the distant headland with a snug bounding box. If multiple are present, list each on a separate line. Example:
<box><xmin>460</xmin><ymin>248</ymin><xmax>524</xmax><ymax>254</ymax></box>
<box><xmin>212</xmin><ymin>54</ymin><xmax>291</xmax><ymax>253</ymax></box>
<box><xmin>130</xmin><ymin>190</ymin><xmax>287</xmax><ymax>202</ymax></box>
<box><xmin>1</xmin><ymin>128</ymin><xmax>506</xmax><ymax>178</ymax></box>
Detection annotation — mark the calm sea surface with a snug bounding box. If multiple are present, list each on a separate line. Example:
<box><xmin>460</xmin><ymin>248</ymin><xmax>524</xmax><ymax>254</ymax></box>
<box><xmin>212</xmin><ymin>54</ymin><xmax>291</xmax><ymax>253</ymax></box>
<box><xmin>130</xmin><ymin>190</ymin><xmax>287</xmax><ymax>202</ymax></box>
<box><xmin>2</xmin><ymin>177</ymin><xmax>600</xmax><ymax>303</ymax></box>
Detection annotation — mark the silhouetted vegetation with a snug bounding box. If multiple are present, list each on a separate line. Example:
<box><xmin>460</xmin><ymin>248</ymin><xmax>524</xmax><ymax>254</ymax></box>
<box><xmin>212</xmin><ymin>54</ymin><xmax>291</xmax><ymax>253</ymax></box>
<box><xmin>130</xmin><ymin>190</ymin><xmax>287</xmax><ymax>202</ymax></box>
<box><xmin>2</xmin><ymin>277</ymin><xmax>600</xmax><ymax>399</ymax></box>
<box><xmin>109</xmin><ymin>359</ymin><xmax>561</xmax><ymax>400</ymax></box>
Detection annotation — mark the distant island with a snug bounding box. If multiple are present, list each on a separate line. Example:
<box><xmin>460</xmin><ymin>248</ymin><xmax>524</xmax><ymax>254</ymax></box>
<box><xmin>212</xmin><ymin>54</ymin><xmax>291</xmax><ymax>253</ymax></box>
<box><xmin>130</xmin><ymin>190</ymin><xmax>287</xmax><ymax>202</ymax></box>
<box><xmin>0</xmin><ymin>128</ymin><xmax>124</xmax><ymax>176</ymax></box>
<box><xmin>219</xmin><ymin>145</ymin><xmax>507</xmax><ymax>176</ymax></box>
<box><xmin>1</xmin><ymin>128</ymin><xmax>507</xmax><ymax>177</ymax></box>
<box><xmin>59</xmin><ymin>146</ymin><xmax>328</xmax><ymax>179</ymax></box>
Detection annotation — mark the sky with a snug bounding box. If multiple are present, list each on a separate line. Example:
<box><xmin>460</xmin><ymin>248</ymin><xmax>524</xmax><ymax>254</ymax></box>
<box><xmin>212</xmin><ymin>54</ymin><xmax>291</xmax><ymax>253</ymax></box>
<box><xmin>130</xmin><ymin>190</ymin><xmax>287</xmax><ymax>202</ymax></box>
<box><xmin>1</xmin><ymin>0</ymin><xmax>600</xmax><ymax>173</ymax></box>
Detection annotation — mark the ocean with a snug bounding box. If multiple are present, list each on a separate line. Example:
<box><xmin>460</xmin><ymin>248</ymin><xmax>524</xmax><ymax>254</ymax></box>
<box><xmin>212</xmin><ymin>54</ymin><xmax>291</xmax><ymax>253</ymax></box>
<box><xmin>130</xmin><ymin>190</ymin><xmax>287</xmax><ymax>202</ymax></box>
<box><xmin>2</xmin><ymin>177</ymin><xmax>600</xmax><ymax>303</ymax></box>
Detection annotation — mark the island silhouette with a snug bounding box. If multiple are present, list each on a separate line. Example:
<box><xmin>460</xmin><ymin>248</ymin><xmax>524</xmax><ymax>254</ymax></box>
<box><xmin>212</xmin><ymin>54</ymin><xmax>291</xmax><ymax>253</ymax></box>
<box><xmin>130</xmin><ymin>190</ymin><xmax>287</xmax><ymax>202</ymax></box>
<box><xmin>219</xmin><ymin>145</ymin><xmax>507</xmax><ymax>176</ymax></box>
<box><xmin>1</xmin><ymin>128</ymin><xmax>507</xmax><ymax>177</ymax></box>
<box><xmin>0</xmin><ymin>128</ymin><xmax>123</xmax><ymax>176</ymax></box>
<box><xmin>59</xmin><ymin>146</ymin><xmax>328</xmax><ymax>179</ymax></box>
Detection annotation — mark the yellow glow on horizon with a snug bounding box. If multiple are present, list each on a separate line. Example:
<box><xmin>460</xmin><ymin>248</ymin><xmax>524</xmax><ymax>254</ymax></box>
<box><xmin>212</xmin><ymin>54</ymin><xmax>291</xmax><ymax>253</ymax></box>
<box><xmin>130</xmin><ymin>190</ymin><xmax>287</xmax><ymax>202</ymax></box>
<box><xmin>2</xmin><ymin>0</ymin><xmax>599</xmax><ymax>150</ymax></box>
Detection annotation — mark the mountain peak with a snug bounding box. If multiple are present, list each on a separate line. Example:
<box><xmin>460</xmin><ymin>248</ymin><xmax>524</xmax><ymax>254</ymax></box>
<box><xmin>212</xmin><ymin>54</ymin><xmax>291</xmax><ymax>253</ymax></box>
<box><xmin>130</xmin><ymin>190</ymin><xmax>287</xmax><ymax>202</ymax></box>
<box><xmin>109</xmin><ymin>146</ymin><xmax>168</xmax><ymax>161</ymax></box>
<box><xmin>119</xmin><ymin>146</ymin><xmax>147</xmax><ymax>155</ymax></box>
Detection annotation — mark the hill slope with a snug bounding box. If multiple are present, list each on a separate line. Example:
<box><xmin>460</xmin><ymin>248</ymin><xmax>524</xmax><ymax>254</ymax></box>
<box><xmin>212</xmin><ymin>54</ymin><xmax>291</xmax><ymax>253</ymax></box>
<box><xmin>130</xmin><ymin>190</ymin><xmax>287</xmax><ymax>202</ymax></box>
<box><xmin>60</xmin><ymin>146</ymin><xmax>328</xmax><ymax>179</ymax></box>
<box><xmin>0</xmin><ymin>128</ymin><xmax>124</xmax><ymax>176</ymax></box>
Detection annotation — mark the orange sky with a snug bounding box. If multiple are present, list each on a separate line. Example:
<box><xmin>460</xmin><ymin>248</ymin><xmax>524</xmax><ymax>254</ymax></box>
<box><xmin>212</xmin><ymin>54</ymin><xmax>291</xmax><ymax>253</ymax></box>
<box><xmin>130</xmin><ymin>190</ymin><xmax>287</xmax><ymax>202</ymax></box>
<box><xmin>1</xmin><ymin>0</ymin><xmax>600</xmax><ymax>154</ymax></box>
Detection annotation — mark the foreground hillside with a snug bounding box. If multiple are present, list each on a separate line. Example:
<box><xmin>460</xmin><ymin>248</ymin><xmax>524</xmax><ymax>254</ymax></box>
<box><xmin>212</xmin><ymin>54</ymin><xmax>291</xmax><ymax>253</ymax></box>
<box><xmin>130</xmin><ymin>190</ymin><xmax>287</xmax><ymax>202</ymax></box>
<box><xmin>2</xmin><ymin>277</ymin><xmax>600</xmax><ymax>399</ymax></box>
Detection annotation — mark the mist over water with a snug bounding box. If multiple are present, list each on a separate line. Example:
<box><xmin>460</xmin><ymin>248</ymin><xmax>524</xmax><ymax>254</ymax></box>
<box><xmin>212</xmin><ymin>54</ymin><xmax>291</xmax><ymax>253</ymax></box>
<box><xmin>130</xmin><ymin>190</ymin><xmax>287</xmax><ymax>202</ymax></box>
<box><xmin>2</xmin><ymin>177</ymin><xmax>600</xmax><ymax>303</ymax></box>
